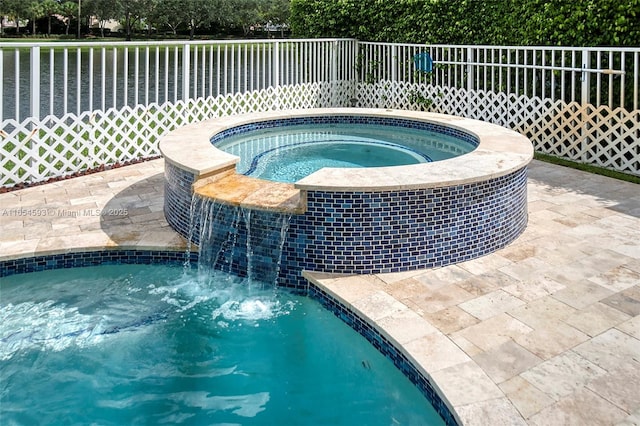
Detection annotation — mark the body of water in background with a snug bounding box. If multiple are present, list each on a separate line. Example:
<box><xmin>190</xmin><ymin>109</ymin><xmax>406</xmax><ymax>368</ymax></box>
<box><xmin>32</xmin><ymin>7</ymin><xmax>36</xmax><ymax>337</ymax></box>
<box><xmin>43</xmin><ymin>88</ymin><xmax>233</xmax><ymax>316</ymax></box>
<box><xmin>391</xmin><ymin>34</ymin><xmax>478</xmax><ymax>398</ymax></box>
<box><xmin>2</xmin><ymin>47</ymin><xmax>275</xmax><ymax>122</ymax></box>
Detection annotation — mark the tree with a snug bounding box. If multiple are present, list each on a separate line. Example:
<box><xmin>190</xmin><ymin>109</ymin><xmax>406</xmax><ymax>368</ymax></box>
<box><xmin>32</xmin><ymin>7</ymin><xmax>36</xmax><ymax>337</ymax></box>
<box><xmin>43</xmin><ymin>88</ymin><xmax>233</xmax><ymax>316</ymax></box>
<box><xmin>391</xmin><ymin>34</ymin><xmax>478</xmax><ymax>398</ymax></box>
<box><xmin>41</xmin><ymin>0</ymin><xmax>62</xmax><ymax>36</ymax></box>
<box><xmin>3</xmin><ymin>0</ymin><xmax>29</xmax><ymax>34</ymax></box>
<box><xmin>289</xmin><ymin>0</ymin><xmax>640</xmax><ymax>46</ymax></box>
<box><xmin>59</xmin><ymin>1</ymin><xmax>77</xmax><ymax>35</ymax></box>
<box><xmin>25</xmin><ymin>0</ymin><xmax>44</xmax><ymax>35</ymax></box>
<box><xmin>84</xmin><ymin>0</ymin><xmax>118</xmax><ymax>37</ymax></box>
<box><xmin>116</xmin><ymin>0</ymin><xmax>157</xmax><ymax>41</ymax></box>
<box><xmin>182</xmin><ymin>0</ymin><xmax>220</xmax><ymax>40</ymax></box>
<box><xmin>258</xmin><ymin>0</ymin><xmax>290</xmax><ymax>36</ymax></box>
<box><xmin>149</xmin><ymin>0</ymin><xmax>184</xmax><ymax>35</ymax></box>
<box><xmin>227</xmin><ymin>0</ymin><xmax>261</xmax><ymax>36</ymax></box>
<box><xmin>0</xmin><ymin>0</ymin><xmax>8</xmax><ymax>35</ymax></box>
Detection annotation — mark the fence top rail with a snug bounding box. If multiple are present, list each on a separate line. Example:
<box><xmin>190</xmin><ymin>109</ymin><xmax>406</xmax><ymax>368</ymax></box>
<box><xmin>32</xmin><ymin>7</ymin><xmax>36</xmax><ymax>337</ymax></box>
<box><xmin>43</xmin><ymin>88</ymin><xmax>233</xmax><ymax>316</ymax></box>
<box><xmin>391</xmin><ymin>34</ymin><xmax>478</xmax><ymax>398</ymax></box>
<box><xmin>357</xmin><ymin>41</ymin><xmax>640</xmax><ymax>53</ymax></box>
<box><xmin>0</xmin><ymin>38</ymin><xmax>356</xmax><ymax>49</ymax></box>
<box><xmin>427</xmin><ymin>44</ymin><xmax>640</xmax><ymax>53</ymax></box>
<box><xmin>1</xmin><ymin>39</ymin><xmax>637</xmax><ymax>53</ymax></box>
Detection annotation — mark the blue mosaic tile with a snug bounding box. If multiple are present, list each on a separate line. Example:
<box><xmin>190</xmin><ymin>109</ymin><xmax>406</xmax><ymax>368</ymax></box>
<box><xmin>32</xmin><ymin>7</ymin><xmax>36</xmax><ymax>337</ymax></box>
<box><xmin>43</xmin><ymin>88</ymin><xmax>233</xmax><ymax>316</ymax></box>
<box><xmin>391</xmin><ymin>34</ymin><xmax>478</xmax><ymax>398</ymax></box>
<box><xmin>210</xmin><ymin>115</ymin><xmax>479</xmax><ymax>149</ymax></box>
<box><xmin>0</xmin><ymin>250</ymin><xmax>197</xmax><ymax>278</ymax></box>
<box><xmin>167</xmin><ymin>167</ymin><xmax>528</xmax><ymax>289</ymax></box>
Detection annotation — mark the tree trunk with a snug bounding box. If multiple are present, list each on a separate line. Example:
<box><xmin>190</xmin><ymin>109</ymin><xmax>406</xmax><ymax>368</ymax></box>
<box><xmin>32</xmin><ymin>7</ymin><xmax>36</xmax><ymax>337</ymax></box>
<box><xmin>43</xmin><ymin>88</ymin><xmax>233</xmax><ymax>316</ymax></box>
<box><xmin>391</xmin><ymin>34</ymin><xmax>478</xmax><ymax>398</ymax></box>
<box><xmin>126</xmin><ymin>13</ymin><xmax>132</xmax><ymax>41</ymax></box>
<box><xmin>16</xmin><ymin>16</ymin><xmax>20</xmax><ymax>34</ymax></box>
<box><xmin>189</xmin><ymin>19</ymin><xmax>195</xmax><ymax>40</ymax></box>
<box><xmin>48</xmin><ymin>16</ymin><xmax>51</xmax><ymax>35</ymax></box>
<box><xmin>32</xmin><ymin>18</ymin><xmax>36</xmax><ymax>35</ymax></box>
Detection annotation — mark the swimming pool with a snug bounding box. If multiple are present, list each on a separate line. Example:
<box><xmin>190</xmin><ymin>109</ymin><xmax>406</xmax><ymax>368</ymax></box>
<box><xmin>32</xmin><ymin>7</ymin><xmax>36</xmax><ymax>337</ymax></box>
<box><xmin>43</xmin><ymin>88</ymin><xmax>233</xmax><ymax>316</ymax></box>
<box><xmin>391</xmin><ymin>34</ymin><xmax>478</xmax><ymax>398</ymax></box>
<box><xmin>0</xmin><ymin>264</ymin><xmax>447</xmax><ymax>425</ymax></box>
<box><xmin>214</xmin><ymin>122</ymin><xmax>475</xmax><ymax>183</ymax></box>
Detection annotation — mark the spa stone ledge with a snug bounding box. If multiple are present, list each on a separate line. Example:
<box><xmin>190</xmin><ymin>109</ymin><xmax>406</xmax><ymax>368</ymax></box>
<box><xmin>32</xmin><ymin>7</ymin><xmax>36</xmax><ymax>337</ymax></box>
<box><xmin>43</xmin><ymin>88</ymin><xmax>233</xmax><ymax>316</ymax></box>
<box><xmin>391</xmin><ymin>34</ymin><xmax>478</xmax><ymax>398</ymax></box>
<box><xmin>158</xmin><ymin>108</ymin><xmax>533</xmax><ymax>195</ymax></box>
<box><xmin>192</xmin><ymin>171</ymin><xmax>306</xmax><ymax>214</ymax></box>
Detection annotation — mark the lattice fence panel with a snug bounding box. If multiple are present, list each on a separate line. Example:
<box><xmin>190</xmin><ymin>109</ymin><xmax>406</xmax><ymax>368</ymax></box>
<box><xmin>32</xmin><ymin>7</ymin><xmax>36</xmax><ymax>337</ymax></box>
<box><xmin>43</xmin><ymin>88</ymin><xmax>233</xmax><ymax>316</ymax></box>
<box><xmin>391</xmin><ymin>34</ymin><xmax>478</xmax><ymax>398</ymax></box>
<box><xmin>3</xmin><ymin>78</ymin><xmax>637</xmax><ymax>188</ymax></box>
<box><xmin>356</xmin><ymin>81</ymin><xmax>640</xmax><ymax>176</ymax></box>
<box><xmin>1</xmin><ymin>81</ymin><xmax>350</xmax><ymax>188</ymax></box>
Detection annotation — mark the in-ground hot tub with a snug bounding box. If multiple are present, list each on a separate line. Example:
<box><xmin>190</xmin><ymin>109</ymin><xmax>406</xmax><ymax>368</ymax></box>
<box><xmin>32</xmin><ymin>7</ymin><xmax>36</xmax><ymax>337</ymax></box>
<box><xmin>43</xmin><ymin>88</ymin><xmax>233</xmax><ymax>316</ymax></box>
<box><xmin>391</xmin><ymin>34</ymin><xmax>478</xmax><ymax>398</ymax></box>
<box><xmin>160</xmin><ymin>108</ymin><xmax>533</xmax><ymax>288</ymax></box>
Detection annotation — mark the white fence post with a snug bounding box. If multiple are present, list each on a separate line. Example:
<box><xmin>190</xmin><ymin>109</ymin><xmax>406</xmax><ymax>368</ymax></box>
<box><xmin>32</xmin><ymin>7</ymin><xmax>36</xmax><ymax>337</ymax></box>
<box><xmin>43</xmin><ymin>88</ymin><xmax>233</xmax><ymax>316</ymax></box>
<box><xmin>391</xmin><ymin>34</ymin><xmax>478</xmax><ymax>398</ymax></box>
<box><xmin>581</xmin><ymin>49</ymin><xmax>591</xmax><ymax>163</ymax></box>
<box><xmin>332</xmin><ymin>40</ymin><xmax>339</xmax><ymax>105</ymax></box>
<box><xmin>467</xmin><ymin>46</ymin><xmax>475</xmax><ymax>117</ymax></box>
<box><xmin>182</xmin><ymin>43</ymin><xmax>191</xmax><ymax>104</ymax></box>
<box><xmin>29</xmin><ymin>45</ymin><xmax>41</xmax><ymax>178</ymax></box>
<box><xmin>273</xmin><ymin>41</ymin><xmax>280</xmax><ymax>109</ymax></box>
<box><xmin>30</xmin><ymin>46</ymin><xmax>41</xmax><ymax>121</ymax></box>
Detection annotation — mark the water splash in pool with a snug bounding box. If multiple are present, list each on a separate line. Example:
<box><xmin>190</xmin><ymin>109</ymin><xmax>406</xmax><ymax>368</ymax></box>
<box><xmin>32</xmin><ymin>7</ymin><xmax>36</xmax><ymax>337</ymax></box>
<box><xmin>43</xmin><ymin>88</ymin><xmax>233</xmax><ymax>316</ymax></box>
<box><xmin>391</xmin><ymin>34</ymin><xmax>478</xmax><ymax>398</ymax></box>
<box><xmin>0</xmin><ymin>266</ymin><xmax>294</xmax><ymax>361</ymax></box>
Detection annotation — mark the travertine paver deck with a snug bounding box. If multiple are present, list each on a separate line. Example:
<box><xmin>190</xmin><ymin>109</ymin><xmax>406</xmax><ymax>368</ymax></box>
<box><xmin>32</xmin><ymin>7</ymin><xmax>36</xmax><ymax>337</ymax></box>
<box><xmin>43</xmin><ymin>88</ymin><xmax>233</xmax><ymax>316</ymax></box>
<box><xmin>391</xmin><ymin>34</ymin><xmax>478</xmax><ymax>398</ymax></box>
<box><xmin>1</xmin><ymin>158</ymin><xmax>639</xmax><ymax>425</ymax></box>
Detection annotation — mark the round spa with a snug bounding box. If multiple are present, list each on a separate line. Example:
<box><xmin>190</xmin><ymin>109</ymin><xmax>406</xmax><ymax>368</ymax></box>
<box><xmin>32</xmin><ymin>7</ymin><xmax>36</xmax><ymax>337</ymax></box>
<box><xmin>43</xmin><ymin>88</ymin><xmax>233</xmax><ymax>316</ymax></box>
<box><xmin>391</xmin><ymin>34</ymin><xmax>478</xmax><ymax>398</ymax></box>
<box><xmin>160</xmin><ymin>108</ymin><xmax>533</xmax><ymax>288</ymax></box>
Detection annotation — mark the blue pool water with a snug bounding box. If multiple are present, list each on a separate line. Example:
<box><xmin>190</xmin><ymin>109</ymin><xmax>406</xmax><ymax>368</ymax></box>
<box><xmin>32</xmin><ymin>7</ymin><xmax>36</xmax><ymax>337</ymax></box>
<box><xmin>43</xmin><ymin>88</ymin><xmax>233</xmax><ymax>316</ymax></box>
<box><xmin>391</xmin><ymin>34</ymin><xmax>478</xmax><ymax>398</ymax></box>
<box><xmin>216</xmin><ymin>123</ymin><xmax>474</xmax><ymax>183</ymax></box>
<box><xmin>0</xmin><ymin>264</ymin><xmax>445</xmax><ymax>425</ymax></box>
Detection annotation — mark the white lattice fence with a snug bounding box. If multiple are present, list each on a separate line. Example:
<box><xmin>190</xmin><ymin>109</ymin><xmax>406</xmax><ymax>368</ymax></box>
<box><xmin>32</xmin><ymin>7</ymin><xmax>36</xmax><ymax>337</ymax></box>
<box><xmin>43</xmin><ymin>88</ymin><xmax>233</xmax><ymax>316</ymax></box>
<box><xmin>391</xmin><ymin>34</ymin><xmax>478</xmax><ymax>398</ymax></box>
<box><xmin>356</xmin><ymin>81</ymin><xmax>640</xmax><ymax>176</ymax></box>
<box><xmin>0</xmin><ymin>81</ymin><xmax>353</xmax><ymax>188</ymax></box>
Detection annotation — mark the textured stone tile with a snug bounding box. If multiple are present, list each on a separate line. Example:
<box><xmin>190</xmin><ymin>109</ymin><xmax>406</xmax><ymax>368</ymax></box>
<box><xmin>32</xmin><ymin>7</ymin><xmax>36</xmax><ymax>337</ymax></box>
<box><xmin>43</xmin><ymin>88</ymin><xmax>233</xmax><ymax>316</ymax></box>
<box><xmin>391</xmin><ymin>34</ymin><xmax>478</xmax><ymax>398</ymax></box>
<box><xmin>455</xmin><ymin>397</ymin><xmax>527</xmax><ymax>426</ymax></box>
<box><xmin>464</xmin><ymin>269</ymin><xmax>522</xmax><ymax>289</ymax></box>
<box><xmin>375</xmin><ymin>269</ymin><xmax>427</xmax><ymax>284</ymax></box>
<box><xmin>320</xmin><ymin>276</ymin><xmax>386</xmax><ymax>310</ymax></box>
<box><xmin>509</xmin><ymin>296</ymin><xmax>577</xmax><ymax>328</ymax></box>
<box><xmin>472</xmin><ymin>340</ymin><xmax>543</xmax><ymax>384</ymax></box>
<box><xmin>602</xmin><ymin>287</ymin><xmax>640</xmax><ymax>317</ymax></box>
<box><xmin>35</xmin><ymin>231</ymin><xmax>113</xmax><ymax>253</ymax></box>
<box><xmin>616</xmin><ymin>315</ymin><xmax>640</xmax><ymax>340</ymax></box>
<box><xmin>0</xmin><ymin>238</ymin><xmax>40</xmax><ymax>260</ymax></box>
<box><xmin>455</xmin><ymin>275</ymin><xmax>502</xmax><ymax>297</ymax></box>
<box><xmin>457</xmin><ymin>254</ymin><xmax>513</xmax><ymax>275</ymax></box>
<box><xmin>565</xmin><ymin>302</ymin><xmax>632</xmax><ymax>337</ymax></box>
<box><xmin>521</xmin><ymin>351</ymin><xmax>607</xmax><ymax>401</ymax></box>
<box><xmin>612</xmin><ymin>242</ymin><xmax>640</xmax><ymax>259</ymax></box>
<box><xmin>375</xmin><ymin>308</ymin><xmax>439</xmax><ymax>345</ymax></box>
<box><xmin>413</xmin><ymin>264</ymin><xmax>475</xmax><ymax>287</ymax></box>
<box><xmin>136</xmin><ymin>230</ymin><xmax>187</xmax><ymax>251</ymax></box>
<box><xmin>382</xmin><ymin>277</ymin><xmax>431</xmax><ymax>300</ymax></box>
<box><xmin>403</xmin><ymin>284</ymin><xmax>474</xmax><ymax>315</ymax></box>
<box><xmin>528</xmin><ymin>387</ymin><xmax>629</xmax><ymax>426</ymax></box>
<box><xmin>551</xmin><ymin>280</ymin><xmax>614</xmax><ymax>310</ymax></box>
<box><xmin>590</xmin><ymin>266</ymin><xmax>640</xmax><ymax>292</ymax></box>
<box><xmin>498</xmin><ymin>257</ymin><xmax>552</xmax><ymax>282</ymax></box>
<box><xmin>499</xmin><ymin>376</ymin><xmax>555</xmax><ymax>419</ymax></box>
<box><xmin>513</xmin><ymin>320</ymin><xmax>589</xmax><ymax>360</ymax></box>
<box><xmin>449</xmin><ymin>334</ymin><xmax>484</xmax><ymax>357</ymax></box>
<box><xmin>453</xmin><ymin>313</ymin><xmax>533</xmax><ymax>352</ymax></box>
<box><xmin>430</xmin><ymin>361</ymin><xmax>503</xmax><ymax>407</ymax></box>
<box><xmin>350</xmin><ymin>290</ymin><xmax>408</xmax><ymax>322</ymax></box>
<box><xmin>403</xmin><ymin>332</ymin><xmax>470</xmax><ymax>373</ymax></box>
<box><xmin>423</xmin><ymin>305</ymin><xmax>479</xmax><ymax>334</ymax></box>
<box><xmin>527</xmin><ymin>199</ymin><xmax>556</xmax><ymax>213</ymax></box>
<box><xmin>498</xmin><ymin>243</ymin><xmax>539</xmax><ymax>263</ymax></box>
<box><xmin>573</xmin><ymin>329</ymin><xmax>640</xmax><ymax>371</ymax></box>
<box><xmin>587</xmin><ymin>362</ymin><xmax>640</xmax><ymax>413</ymax></box>
<box><xmin>502</xmin><ymin>275</ymin><xmax>566</xmax><ymax>302</ymax></box>
<box><xmin>616</xmin><ymin>408</ymin><xmax>640</xmax><ymax>426</ymax></box>
<box><xmin>459</xmin><ymin>290</ymin><xmax>526</xmax><ymax>320</ymax></box>
<box><xmin>564</xmin><ymin>223</ymin><xmax>610</xmax><ymax>240</ymax></box>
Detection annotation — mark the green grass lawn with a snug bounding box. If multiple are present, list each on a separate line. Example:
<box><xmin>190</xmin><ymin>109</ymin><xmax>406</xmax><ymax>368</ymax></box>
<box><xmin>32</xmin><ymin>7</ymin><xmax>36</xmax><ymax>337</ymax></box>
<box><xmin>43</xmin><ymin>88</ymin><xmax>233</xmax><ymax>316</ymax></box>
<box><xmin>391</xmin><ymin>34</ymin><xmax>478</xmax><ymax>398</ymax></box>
<box><xmin>534</xmin><ymin>153</ymin><xmax>640</xmax><ymax>184</ymax></box>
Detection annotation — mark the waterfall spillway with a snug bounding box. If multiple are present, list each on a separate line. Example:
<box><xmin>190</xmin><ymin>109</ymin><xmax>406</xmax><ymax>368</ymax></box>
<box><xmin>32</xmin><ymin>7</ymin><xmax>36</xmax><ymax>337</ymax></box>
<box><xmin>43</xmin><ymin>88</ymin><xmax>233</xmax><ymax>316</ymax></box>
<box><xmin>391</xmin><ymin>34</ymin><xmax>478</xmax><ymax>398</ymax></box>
<box><xmin>186</xmin><ymin>195</ymin><xmax>292</xmax><ymax>286</ymax></box>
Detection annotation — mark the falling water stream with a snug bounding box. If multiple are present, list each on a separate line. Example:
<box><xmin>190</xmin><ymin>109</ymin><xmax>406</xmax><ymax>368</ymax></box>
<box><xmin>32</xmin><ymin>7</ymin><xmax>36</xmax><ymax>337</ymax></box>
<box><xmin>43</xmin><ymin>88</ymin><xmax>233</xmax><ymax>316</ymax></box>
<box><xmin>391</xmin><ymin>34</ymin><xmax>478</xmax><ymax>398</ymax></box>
<box><xmin>186</xmin><ymin>194</ymin><xmax>292</xmax><ymax>287</ymax></box>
